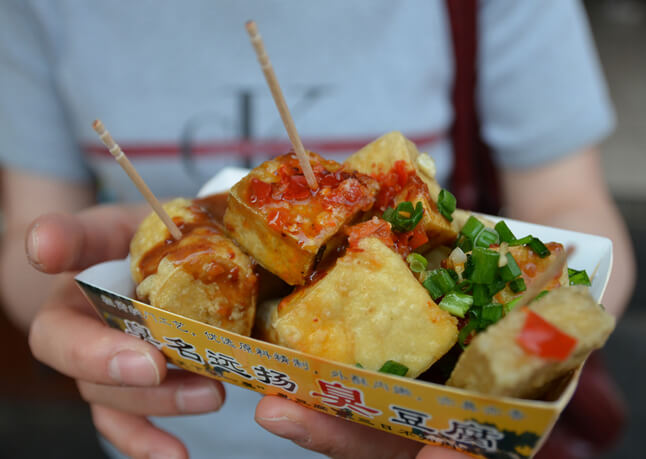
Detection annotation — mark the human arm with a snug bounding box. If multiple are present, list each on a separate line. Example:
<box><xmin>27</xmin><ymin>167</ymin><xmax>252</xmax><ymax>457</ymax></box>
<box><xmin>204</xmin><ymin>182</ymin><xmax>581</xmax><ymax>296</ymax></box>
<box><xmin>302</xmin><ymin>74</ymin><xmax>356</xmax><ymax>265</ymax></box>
<box><xmin>500</xmin><ymin>147</ymin><xmax>635</xmax><ymax>318</ymax></box>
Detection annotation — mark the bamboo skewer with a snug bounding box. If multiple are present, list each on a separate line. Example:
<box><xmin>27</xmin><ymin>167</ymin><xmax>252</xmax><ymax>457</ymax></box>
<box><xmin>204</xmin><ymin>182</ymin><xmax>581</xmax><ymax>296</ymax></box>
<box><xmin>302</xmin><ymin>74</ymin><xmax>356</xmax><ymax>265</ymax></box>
<box><xmin>513</xmin><ymin>246</ymin><xmax>574</xmax><ymax>310</ymax></box>
<box><xmin>245</xmin><ymin>20</ymin><xmax>318</xmax><ymax>190</ymax></box>
<box><xmin>92</xmin><ymin>119</ymin><xmax>183</xmax><ymax>240</ymax></box>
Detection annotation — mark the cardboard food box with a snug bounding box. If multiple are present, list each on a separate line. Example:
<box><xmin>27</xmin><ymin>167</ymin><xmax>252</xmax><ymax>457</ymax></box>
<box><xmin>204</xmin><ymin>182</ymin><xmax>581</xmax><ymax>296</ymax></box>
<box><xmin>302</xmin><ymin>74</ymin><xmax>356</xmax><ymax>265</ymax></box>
<box><xmin>76</xmin><ymin>168</ymin><xmax>613</xmax><ymax>459</ymax></box>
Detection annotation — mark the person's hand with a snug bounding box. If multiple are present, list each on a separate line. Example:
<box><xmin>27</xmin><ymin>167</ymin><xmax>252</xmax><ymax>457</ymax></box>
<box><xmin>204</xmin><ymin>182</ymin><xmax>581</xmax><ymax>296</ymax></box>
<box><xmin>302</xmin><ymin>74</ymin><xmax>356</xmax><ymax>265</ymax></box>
<box><xmin>255</xmin><ymin>396</ymin><xmax>471</xmax><ymax>459</ymax></box>
<box><xmin>26</xmin><ymin>206</ymin><xmax>226</xmax><ymax>459</ymax></box>
<box><xmin>254</xmin><ymin>352</ymin><xmax>627</xmax><ymax>459</ymax></box>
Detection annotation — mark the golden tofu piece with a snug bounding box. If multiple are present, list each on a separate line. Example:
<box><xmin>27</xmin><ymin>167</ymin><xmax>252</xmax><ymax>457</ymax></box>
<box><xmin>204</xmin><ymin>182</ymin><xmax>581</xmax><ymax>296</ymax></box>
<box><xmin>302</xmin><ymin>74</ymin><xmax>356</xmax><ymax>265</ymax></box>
<box><xmin>224</xmin><ymin>152</ymin><xmax>378</xmax><ymax>285</ymax></box>
<box><xmin>271</xmin><ymin>237</ymin><xmax>458</xmax><ymax>377</ymax></box>
<box><xmin>130</xmin><ymin>198</ymin><xmax>257</xmax><ymax>336</ymax></box>
<box><xmin>345</xmin><ymin>132</ymin><xmax>457</xmax><ymax>248</ymax></box>
<box><xmin>447</xmin><ymin>286</ymin><xmax>615</xmax><ymax>398</ymax></box>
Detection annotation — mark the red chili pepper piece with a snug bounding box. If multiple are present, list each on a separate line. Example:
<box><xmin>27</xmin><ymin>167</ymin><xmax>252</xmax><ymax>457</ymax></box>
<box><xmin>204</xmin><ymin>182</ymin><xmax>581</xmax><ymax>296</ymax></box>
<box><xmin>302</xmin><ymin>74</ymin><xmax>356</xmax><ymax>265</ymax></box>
<box><xmin>516</xmin><ymin>310</ymin><xmax>577</xmax><ymax>361</ymax></box>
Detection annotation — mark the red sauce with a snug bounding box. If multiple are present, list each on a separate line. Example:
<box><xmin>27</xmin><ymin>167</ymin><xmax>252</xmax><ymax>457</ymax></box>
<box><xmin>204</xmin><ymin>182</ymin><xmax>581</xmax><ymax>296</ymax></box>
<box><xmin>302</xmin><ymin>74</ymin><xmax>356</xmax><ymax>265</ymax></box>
<box><xmin>345</xmin><ymin>217</ymin><xmax>427</xmax><ymax>258</ymax></box>
<box><xmin>245</xmin><ymin>152</ymin><xmax>378</xmax><ymax>244</ymax></box>
<box><xmin>372</xmin><ymin>160</ymin><xmax>436</xmax><ymax>213</ymax></box>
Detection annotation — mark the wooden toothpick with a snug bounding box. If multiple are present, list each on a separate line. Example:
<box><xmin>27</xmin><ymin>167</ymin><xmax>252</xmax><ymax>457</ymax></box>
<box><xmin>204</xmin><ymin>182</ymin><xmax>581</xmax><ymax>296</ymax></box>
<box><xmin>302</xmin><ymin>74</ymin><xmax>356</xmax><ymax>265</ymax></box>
<box><xmin>245</xmin><ymin>20</ymin><xmax>318</xmax><ymax>190</ymax></box>
<box><xmin>513</xmin><ymin>246</ymin><xmax>574</xmax><ymax>310</ymax></box>
<box><xmin>92</xmin><ymin>120</ymin><xmax>183</xmax><ymax>240</ymax></box>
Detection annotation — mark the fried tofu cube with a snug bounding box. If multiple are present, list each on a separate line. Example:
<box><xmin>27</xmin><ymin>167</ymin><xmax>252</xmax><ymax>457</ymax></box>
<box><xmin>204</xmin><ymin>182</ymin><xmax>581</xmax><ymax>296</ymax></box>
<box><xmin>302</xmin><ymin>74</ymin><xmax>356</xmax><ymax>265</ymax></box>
<box><xmin>270</xmin><ymin>237</ymin><xmax>458</xmax><ymax>377</ymax></box>
<box><xmin>345</xmin><ymin>132</ymin><xmax>457</xmax><ymax>248</ymax></box>
<box><xmin>224</xmin><ymin>152</ymin><xmax>378</xmax><ymax>285</ymax></box>
<box><xmin>447</xmin><ymin>286</ymin><xmax>615</xmax><ymax>399</ymax></box>
<box><xmin>130</xmin><ymin>198</ymin><xmax>257</xmax><ymax>336</ymax></box>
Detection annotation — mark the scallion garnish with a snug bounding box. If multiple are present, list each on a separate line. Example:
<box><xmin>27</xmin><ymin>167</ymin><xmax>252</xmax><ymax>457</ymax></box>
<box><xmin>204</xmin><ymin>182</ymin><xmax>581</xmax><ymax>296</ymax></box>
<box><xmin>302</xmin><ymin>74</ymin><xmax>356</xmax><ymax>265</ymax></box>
<box><xmin>355</xmin><ymin>363</ymin><xmax>364</xmax><ymax>368</ymax></box>
<box><xmin>481</xmin><ymin>303</ymin><xmax>503</xmax><ymax>325</ymax></box>
<box><xmin>503</xmin><ymin>296</ymin><xmax>522</xmax><ymax>314</ymax></box>
<box><xmin>475</xmin><ymin>227</ymin><xmax>500</xmax><ymax>249</ymax></box>
<box><xmin>457</xmin><ymin>235</ymin><xmax>473</xmax><ymax>253</ymax></box>
<box><xmin>508</xmin><ymin>277</ymin><xmax>527</xmax><ymax>293</ymax></box>
<box><xmin>488</xmin><ymin>279</ymin><xmax>507</xmax><ymax>297</ymax></box>
<box><xmin>438</xmin><ymin>292</ymin><xmax>473</xmax><ymax>318</ymax></box>
<box><xmin>470</xmin><ymin>247</ymin><xmax>499</xmax><ymax>284</ymax></box>
<box><xmin>406</xmin><ymin>253</ymin><xmax>428</xmax><ymax>273</ymax></box>
<box><xmin>532</xmin><ymin>290</ymin><xmax>550</xmax><ymax>303</ymax></box>
<box><xmin>461</xmin><ymin>216</ymin><xmax>484</xmax><ymax>241</ymax></box>
<box><xmin>568</xmin><ymin>268</ymin><xmax>591</xmax><ymax>286</ymax></box>
<box><xmin>527</xmin><ymin>237</ymin><xmax>551</xmax><ymax>258</ymax></box>
<box><xmin>494</xmin><ymin>221</ymin><xmax>516</xmax><ymax>243</ymax></box>
<box><xmin>422</xmin><ymin>277</ymin><xmax>443</xmax><ymax>301</ymax></box>
<box><xmin>509</xmin><ymin>235</ymin><xmax>533</xmax><ymax>246</ymax></box>
<box><xmin>437</xmin><ymin>189</ymin><xmax>457</xmax><ymax>222</ymax></box>
<box><xmin>378</xmin><ymin>360</ymin><xmax>408</xmax><ymax>376</ymax></box>
<box><xmin>499</xmin><ymin>252</ymin><xmax>521</xmax><ymax>281</ymax></box>
<box><xmin>382</xmin><ymin>201</ymin><xmax>424</xmax><ymax>232</ymax></box>
<box><xmin>472</xmin><ymin>284</ymin><xmax>492</xmax><ymax>306</ymax></box>
<box><xmin>428</xmin><ymin>268</ymin><xmax>456</xmax><ymax>295</ymax></box>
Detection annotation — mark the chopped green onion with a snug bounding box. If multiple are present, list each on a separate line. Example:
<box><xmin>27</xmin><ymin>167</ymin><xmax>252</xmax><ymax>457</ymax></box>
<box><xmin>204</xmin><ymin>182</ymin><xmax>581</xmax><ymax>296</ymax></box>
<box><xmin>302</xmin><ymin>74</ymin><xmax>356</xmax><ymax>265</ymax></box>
<box><xmin>437</xmin><ymin>189</ymin><xmax>457</xmax><ymax>222</ymax></box>
<box><xmin>461</xmin><ymin>216</ymin><xmax>484</xmax><ymax>241</ymax></box>
<box><xmin>488</xmin><ymin>279</ymin><xmax>507</xmax><ymax>296</ymax></box>
<box><xmin>568</xmin><ymin>268</ymin><xmax>591</xmax><ymax>286</ymax></box>
<box><xmin>532</xmin><ymin>290</ymin><xmax>550</xmax><ymax>303</ymax></box>
<box><xmin>355</xmin><ymin>363</ymin><xmax>364</xmax><ymax>368</ymax></box>
<box><xmin>439</xmin><ymin>292</ymin><xmax>473</xmax><ymax>318</ymax></box>
<box><xmin>475</xmin><ymin>227</ymin><xmax>500</xmax><ymax>249</ymax></box>
<box><xmin>456</xmin><ymin>279</ymin><xmax>473</xmax><ymax>293</ymax></box>
<box><xmin>499</xmin><ymin>253</ymin><xmax>521</xmax><ymax>282</ymax></box>
<box><xmin>406</xmin><ymin>253</ymin><xmax>428</xmax><ymax>273</ymax></box>
<box><xmin>382</xmin><ymin>201</ymin><xmax>424</xmax><ymax>232</ymax></box>
<box><xmin>463</xmin><ymin>254</ymin><xmax>474</xmax><ymax>279</ymax></box>
<box><xmin>447</xmin><ymin>269</ymin><xmax>459</xmax><ymax>282</ymax></box>
<box><xmin>457</xmin><ymin>235</ymin><xmax>473</xmax><ymax>253</ymax></box>
<box><xmin>422</xmin><ymin>277</ymin><xmax>443</xmax><ymax>300</ymax></box>
<box><xmin>428</xmin><ymin>268</ymin><xmax>456</xmax><ymax>295</ymax></box>
<box><xmin>458</xmin><ymin>318</ymin><xmax>478</xmax><ymax>349</ymax></box>
<box><xmin>527</xmin><ymin>237</ymin><xmax>551</xmax><ymax>258</ymax></box>
<box><xmin>508</xmin><ymin>277</ymin><xmax>527</xmax><ymax>293</ymax></box>
<box><xmin>503</xmin><ymin>297</ymin><xmax>522</xmax><ymax>314</ymax></box>
<box><xmin>378</xmin><ymin>360</ymin><xmax>408</xmax><ymax>376</ymax></box>
<box><xmin>481</xmin><ymin>303</ymin><xmax>503</xmax><ymax>325</ymax></box>
<box><xmin>472</xmin><ymin>284</ymin><xmax>492</xmax><ymax>306</ymax></box>
<box><xmin>494</xmin><ymin>221</ymin><xmax>516</xmax><ymax>243</ymax></box>
<box><xmin>470</xmin><ymin>247</ymin><xmax>499</xmax><ymax>284</ymax></box>
<box><xmin>509</xmin><ymin>235</ymin><xmax>533</xmax><ymax>246</ymax></box>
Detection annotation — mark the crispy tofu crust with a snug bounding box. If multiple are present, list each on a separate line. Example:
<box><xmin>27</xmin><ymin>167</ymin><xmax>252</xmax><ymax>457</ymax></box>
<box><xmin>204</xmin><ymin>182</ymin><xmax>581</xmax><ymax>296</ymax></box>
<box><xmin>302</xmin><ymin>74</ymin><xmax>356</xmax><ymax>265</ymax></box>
<box><xmin>224</xmin><ymin>152</ymin><xmax>378</xmax><ymax>285</ymax></box>
<box><xmin>130</xmin><ymin>198</ymin><xmax>257</xmax><ymax>336</ymax></box>
<box><xmin>344</xmin><ymin>132</ymin><xmax>457</xmax><ymax>248</ymax></box>
<box><xmin>271</xmin><ymin>237</ymin><xmax>458</xmax><ymax>377</ymax></box>
<box><xmin>447</xmin><ymin>286</ymin><xmax>615</xmax><ymax>398</ymax></box>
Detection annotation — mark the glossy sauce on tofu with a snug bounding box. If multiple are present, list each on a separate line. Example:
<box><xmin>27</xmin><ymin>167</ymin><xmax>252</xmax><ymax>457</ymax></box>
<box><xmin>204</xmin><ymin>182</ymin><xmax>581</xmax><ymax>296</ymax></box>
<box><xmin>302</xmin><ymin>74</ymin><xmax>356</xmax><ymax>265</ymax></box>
<box><xmin>373</xmin><ymin>160</ymin><xmax>437</xmax><ymax>214</ymax></box>
<box><xmin>137</xmin><ymin>198</ymin><xmax>255</xmax><ymax>308</ymax></box>
<box><xmin>243</xmin><ymin>152</ymin><xmax>378</xmax><ymax>248</ymax></box>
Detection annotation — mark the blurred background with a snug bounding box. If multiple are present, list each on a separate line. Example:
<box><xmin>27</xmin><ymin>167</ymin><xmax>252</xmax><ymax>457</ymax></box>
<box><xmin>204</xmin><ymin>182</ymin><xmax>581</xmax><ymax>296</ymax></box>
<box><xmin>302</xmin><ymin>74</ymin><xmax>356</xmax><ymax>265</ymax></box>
<box><xmin>0</xmin><ymin>0</ymin><xmax>644</xmax><ymax>457</ymax></box>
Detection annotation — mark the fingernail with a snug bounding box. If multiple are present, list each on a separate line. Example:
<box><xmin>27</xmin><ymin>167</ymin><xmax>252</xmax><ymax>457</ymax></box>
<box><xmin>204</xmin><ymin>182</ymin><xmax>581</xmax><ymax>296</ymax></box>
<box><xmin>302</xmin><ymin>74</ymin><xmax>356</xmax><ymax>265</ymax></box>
<box><xmin>108</xmin><ymin>350</ymin><xmax>160</xmax><ymax>385</ymax></box>
<box><xmin>256</xmin><ymin>416</ymin><xmax>310</xmax><ymax>443</ymax></box>
<box><xmin>176</xmin><ymin>379</ymin><xmax>223</xmax><ymax>413</ymax></box>
<box><xmin>26</xmin><ymin>223</ymin><xmax>43</xmax><ymax>269</ymax></box>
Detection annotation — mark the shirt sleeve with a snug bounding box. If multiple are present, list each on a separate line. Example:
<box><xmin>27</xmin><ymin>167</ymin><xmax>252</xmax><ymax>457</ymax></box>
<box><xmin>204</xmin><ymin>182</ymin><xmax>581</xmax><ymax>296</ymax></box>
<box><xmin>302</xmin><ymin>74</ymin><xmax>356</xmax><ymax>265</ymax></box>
<box><xmin>0</xmin><ymin>0</ymin><xmax>92</xmax><ymax>182</ymax></box>
<box><xmin>477</xmin><ymin>0</ymin><xmax>615</xmax><ymax>169</ymax></box>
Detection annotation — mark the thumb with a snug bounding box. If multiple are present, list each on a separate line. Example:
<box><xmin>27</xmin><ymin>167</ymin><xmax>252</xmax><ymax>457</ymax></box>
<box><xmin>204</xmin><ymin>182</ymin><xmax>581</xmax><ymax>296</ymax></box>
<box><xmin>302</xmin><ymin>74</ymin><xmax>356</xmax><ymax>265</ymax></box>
<box><xmin>26</xmin><ymin>203</ymin><xmax>149</xmax><ymax>274</ymax></box>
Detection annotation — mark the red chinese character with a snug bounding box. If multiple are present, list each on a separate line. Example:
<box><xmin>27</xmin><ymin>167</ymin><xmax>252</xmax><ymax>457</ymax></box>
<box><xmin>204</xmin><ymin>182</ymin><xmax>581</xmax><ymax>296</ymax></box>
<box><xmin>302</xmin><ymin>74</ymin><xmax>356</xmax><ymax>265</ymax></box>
<box><xmin>311</xmin><ymin>380</ymin><xmax>381</xmax><ymax>418</ymax></box>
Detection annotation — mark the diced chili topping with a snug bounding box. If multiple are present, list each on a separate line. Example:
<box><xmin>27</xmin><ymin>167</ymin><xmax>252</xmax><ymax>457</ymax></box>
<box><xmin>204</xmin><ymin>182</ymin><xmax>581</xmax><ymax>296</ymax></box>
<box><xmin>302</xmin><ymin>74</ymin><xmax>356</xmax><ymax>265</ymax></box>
<box><xmin>245</xmin><ymin>152</ymin><xmax>378</xmax><ymax>244</ymax></box>
<box><xmin>516</xmin><ymin>309</ymin><xmax>577</xmax><ymax>361</ymax></box>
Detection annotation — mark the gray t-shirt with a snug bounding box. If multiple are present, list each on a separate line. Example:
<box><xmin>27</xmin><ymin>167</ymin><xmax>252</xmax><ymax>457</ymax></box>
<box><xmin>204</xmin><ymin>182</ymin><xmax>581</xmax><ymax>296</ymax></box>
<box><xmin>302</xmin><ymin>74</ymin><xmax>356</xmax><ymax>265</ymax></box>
<box><xmin>0</xmin><ymin>1</ymin><xmax>614</xmax><ymax>458</ymax></box>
